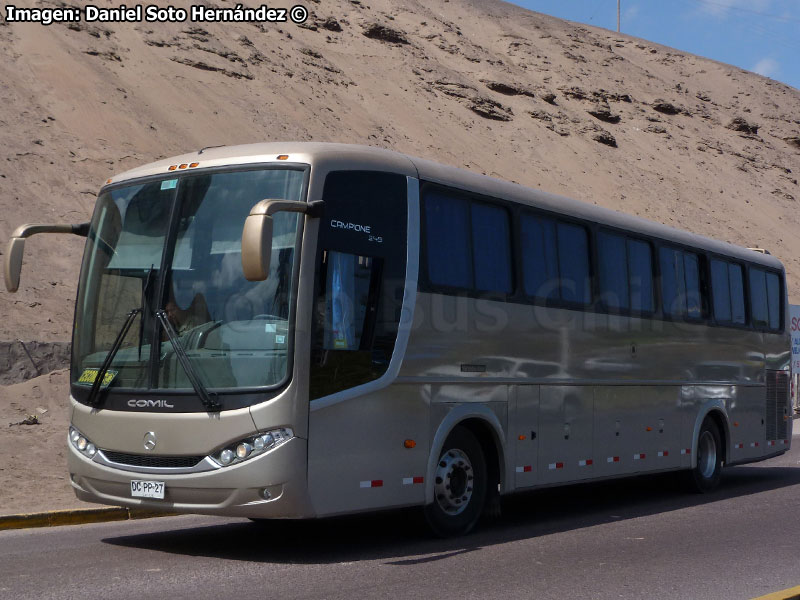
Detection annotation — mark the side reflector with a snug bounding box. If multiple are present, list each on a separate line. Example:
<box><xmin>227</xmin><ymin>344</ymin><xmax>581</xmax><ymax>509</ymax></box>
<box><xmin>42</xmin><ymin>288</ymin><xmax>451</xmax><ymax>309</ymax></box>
<box><xmin>404</xmin><ymin>439</ymin><xmax>416</xmax><ymax>449</ymax></box>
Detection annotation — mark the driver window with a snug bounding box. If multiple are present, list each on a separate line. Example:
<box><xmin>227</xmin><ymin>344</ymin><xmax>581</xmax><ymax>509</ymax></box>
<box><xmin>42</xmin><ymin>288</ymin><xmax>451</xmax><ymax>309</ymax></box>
<box><xmin>323</xmin><ymin>252</ymin><xmax>382</xmax><ymax>351</ymax></box>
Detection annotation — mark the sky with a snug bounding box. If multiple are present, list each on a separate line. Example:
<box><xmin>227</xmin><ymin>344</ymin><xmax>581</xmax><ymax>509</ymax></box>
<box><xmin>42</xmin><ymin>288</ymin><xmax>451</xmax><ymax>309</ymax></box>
<box><xmin>510</xmin><ymin>0</ymin><xmax>800</xmax><ymax>91</ymax></box>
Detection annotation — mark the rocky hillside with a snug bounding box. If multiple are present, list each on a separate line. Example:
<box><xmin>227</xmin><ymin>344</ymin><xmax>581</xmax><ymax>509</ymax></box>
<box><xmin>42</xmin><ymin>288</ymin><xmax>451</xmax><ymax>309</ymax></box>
<box><xmin>1</xmin><ymin>0</ymin><xmax>799</xmax><ymax>349</ymax></box>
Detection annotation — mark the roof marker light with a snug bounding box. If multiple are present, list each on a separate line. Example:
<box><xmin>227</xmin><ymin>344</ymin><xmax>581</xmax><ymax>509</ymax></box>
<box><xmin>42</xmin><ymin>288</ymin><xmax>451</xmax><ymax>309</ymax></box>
<box><xmin>168</xmin><ymin>165</ymin><xmax>177</xmax><ymax>171</ymax></box>
<box><xmin>276</xmin><ymin>155</ymin><xmax>289</xmax><ymax>160</ymax></box>
<box><xmin>190</xmin><ymin>162</ymin><xmax>199</xmax><ymax>168</ymax></box>
<box><xmin>178</xmin><ymin>164</ymin><xmax>188</xmax><ymax>169</ymax></box>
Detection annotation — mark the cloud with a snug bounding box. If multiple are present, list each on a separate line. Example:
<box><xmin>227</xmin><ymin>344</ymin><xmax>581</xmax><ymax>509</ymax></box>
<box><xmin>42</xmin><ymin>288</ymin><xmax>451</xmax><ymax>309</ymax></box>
<box><xmin>696</xmin><ymin>0</ymin><xmax>771</xmax><ymax>18</ymax></box>
<box><xmin>623</xmin><ymin>4</ymin><xmax>640</xmax><ymax>21</ymax></box>
<box><xmin>752</xmin><ymin>57</ymin><xmax>780</xmax><ymax>78</ymax></box>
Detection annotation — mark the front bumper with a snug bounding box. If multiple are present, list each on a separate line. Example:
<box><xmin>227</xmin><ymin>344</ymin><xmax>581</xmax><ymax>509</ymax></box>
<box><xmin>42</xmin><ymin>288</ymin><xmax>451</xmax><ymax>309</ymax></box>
<box><xmin>67</xmin><ymin>435</ymin><xmax>315</xmax><ymax>519</ymax></box>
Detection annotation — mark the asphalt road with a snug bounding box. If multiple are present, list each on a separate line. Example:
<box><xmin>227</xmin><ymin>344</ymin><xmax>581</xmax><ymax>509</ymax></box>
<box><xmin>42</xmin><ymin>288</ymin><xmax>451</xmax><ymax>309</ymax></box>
<box><xmin>3</xmin><ymin>434</ymin><xmax>800</xmax><ymax>600</ymax></box>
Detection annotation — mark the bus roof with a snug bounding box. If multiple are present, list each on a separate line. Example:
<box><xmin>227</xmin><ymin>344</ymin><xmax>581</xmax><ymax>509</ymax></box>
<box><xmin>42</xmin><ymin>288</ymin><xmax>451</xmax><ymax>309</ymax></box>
<box><xmin>105</xmin><ymin>141</ymin><xmax>783</xmax><ymax>271</ymax></box>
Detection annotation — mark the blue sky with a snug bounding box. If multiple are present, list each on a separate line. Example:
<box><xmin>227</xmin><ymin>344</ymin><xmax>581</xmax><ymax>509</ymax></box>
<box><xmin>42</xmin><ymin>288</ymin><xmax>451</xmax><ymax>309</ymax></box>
<box><xmin>510</xmin><ymin>0</ymin><xmax>800</xmax><ymax>91</ymax></box>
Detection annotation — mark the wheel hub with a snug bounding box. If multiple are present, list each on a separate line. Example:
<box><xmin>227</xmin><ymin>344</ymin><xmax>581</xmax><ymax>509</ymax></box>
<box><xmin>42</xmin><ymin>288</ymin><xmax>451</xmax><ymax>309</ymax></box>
<box><xmin>433</xmin><ymin>448</ymin><xmax>474</xmax><ymax>516</ymax></box>
<box><xmin>697</xmin><ymin>430</ymin><xmax>716</xmax><ymax>479</ymax></box>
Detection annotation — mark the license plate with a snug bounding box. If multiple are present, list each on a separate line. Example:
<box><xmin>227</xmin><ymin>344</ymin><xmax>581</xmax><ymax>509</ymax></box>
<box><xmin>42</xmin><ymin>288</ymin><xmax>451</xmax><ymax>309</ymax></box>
<box><xmin>131</xmin><ymin>480</ymin><xmax>165</xmax><ymax>499</ymax></box>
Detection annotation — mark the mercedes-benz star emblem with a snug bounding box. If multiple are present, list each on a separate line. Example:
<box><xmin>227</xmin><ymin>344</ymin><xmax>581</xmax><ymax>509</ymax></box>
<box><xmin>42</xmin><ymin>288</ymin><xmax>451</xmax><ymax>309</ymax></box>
<box><xmin>143</xmin><ymin>431</ymin><xmax>157</xmax><ymax>451</ymax></box>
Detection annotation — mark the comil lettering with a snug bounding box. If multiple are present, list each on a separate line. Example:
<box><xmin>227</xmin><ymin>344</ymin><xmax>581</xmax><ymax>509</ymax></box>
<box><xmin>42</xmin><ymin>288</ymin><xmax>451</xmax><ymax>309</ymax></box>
<box><xmin>128</xmin><ymin>399</ymin><xmax>175</xmax><ymax>409</ymax></box>
<box><xmin>330</xmin><ymin>220</ymin><xmax>371</xmax><ymax>233</ymax></box>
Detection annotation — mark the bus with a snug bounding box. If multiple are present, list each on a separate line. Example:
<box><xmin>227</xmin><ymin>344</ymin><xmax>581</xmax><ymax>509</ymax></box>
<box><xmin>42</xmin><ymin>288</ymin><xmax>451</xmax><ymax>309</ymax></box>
<box><xmin>4</xmin><ymin>142</ymin><xmax>792</xmax><ymax>536</ymax></box>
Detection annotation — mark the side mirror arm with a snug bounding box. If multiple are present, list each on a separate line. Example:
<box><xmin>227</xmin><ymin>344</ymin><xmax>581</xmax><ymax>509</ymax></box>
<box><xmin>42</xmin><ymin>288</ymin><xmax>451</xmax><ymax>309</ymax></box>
<box><xmin>4</xmin><ymin>222</ymin><xmax>90</xmax><ymax>293</ymax></box>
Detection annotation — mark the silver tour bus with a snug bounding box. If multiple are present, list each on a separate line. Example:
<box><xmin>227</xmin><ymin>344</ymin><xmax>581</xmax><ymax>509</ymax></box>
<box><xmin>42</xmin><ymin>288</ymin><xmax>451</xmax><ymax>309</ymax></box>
<box><xmin>5</xmin><ymin>143</ymin><xmax>791</xmax><ymax>536</ymax></box>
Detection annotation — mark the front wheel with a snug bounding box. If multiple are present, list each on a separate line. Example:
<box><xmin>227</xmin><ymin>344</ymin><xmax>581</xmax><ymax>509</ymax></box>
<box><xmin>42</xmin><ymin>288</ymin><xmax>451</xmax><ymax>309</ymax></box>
<box><xmin>424</xmin><ymin>427</ymin><xmax>487</xmax><ymax>537</ymax></box>
<box><xmin>686</xmin><ymin>418</ymin><xmax>723</xmax><ymax>493</ymax></box>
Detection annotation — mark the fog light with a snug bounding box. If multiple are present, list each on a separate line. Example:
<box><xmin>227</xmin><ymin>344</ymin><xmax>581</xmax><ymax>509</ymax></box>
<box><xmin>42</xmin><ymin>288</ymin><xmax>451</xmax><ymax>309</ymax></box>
<box><xmin>261</xmin><ymin>488</ymin><xmax>272</xmax><ymax>500</ymax></box>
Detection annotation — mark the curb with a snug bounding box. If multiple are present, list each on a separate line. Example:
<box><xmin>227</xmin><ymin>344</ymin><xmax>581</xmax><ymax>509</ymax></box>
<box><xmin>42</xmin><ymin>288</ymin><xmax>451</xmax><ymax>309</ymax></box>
<box><xmin>0</xmin><ymin>507</ymin><xmax>178</xmax><ymax>531</ymax></box>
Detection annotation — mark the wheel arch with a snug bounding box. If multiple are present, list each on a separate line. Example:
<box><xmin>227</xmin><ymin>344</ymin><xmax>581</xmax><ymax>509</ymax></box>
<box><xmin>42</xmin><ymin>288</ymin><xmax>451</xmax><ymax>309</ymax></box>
<box><xmin>425</xmin><ymin>405</ymin><xmax>506</xmax><ymax>505</ymax></box>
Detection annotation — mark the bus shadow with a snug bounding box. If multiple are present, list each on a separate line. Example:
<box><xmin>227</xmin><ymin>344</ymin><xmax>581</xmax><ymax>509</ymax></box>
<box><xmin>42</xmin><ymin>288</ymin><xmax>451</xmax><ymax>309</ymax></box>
<box><xmin>104</xmin><ymin>463</ymin><xmax>800</xmax><ymax>564</ymax></box>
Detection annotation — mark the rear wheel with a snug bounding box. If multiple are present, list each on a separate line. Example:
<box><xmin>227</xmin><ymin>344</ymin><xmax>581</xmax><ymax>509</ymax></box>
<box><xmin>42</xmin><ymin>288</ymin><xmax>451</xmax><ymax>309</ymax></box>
<box><xmin>686</xmin><ymin>418</ymin><xmax>723</xmax><ymax>493</ymax></box>
<box><xmin>424</xmin><ymin>427</ymin><xmax>487</xmax><ymax>537</ymax></box>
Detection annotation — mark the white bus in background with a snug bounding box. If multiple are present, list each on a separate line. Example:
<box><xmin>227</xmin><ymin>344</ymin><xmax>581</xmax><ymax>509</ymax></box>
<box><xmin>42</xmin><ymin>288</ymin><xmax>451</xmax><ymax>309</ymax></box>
<box><xmin>5</xmin><ymin>143</ymin><xmax>791</xmax><ymax>536</ymax></box>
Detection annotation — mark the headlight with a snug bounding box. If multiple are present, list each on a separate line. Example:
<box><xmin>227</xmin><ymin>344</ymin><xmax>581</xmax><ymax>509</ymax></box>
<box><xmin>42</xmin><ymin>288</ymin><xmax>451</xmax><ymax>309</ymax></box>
<box><xmin>211</xmin><ymin>427</ymin><xmax>293</xmax><ymax>467</ymax></box>
<box><xmin>69</xmin><ymin>426</ymin><xmax>98</xmax><ymax>460</ymax></box>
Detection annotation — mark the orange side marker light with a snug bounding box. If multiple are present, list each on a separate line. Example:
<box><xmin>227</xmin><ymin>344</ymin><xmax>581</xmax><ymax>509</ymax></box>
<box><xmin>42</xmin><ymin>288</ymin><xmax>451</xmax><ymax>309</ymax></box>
<box><xmin>404</xmin><ymin>439</ymin><xmax>416</xmax><ymax>449</ymax></box>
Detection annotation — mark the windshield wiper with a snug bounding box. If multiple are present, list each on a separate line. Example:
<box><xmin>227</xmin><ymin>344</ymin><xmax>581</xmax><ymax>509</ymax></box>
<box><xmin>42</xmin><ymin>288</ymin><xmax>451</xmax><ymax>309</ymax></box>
<box><xmin>86</xmin><ymin>308</ymin><xmax>141</xmax><ymax>407</ymax></box>
<box><xmin>155</xmin><ymin>309</ymin><xmax>221</xmax><ymax>412</ymax></box>
<box><xmin>139</xmin><ymin>265</ymin><xmax>156</xmax><ymax>361</ymax></box>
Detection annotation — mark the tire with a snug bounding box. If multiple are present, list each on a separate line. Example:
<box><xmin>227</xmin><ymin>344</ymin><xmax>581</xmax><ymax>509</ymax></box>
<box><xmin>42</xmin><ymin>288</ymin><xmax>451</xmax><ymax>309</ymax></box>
<box><xmin>424</xmin><ymin>427</ymin><xmax>487</xmax><ymax>537</ymax></box>
<box><xmin>686</xmin><ymin>418</ymin><xmax>723</xmax><ymax>493</ymax></box>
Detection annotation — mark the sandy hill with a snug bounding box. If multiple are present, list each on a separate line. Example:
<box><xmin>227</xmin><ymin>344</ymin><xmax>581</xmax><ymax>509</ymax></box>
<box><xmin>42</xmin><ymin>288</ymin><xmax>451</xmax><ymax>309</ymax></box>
<box><xmin>0</xmin><ymin>0</ymin><xmax>799</xmax><ymax>513</ymax></box>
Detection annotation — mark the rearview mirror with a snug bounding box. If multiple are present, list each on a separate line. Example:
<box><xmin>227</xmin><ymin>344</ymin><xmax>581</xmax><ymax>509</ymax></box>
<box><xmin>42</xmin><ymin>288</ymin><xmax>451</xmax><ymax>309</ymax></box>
<box><xmin>241</xmin><ymin>199</ymin><xmax>323</xmax><ymax>281</ymax></box>
<box><xmin>4</xmin><ymin>223</ymin><xmax>89</xmax><ymax>292</ymax></box>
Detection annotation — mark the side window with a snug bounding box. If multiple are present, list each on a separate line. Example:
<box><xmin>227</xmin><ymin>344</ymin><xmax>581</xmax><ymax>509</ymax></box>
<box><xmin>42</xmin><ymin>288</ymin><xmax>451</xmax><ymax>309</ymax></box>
<box><xmin>711</xmin><ymin>259</ymin><xmax>746</xmax><ymax>325</ymax></box>
<box><xmin>660</xmin><ymin>247</ymin><xmax>702</xmax><ymax>319</ymax></box>
<box><xmin>729</xmin><ymin>264</ymin><xmax>746</xmax><ymax>324</ymax></box>
<box><xmin>321</xmin><ymin>252</ymin><xmax>381</xmax><ymax>351</ymax></box>
<box><xmin>766</xmin><ymin>271</ymin><xmax>782</xmax><ymax>330</ymax></box>
<box><xmin>521</xmin><ymin>215</ymin><xmax>590</xmax><ymax>304</ymax></box>
<box><xmin>424</xmin><ymin>191</ymin><xmax>471</xmax><ymax>289</ymax></box>
<box><xmin>597</xmin><ymin>232</ymin><xmax>653</xmax><ymax>312</ymax></box>
<box><xmin>749</xmin><ymin>268</ymin><xmax>768</xmax><ymax>328</ymax></box>
<box><xmin>598</xmin><ymin>232</ymin><xmax>629</xmax><ymax>310</ymax></box>
<box><xmin>310</xmin><ymin>171</ymin><xmax>408</xmax><ymax>400</ymax></box>
<box><xmin>710</xmin><ymin>259</ymin><xmax>731</xmax><ymax>322</ymax></box>
<box><xmin>423</xmin><ymin>187</ymin><xmax>512</xmax><ymax>295</ymax></box>
<box><xmin>660</xmin><ymin>247</ymin><xmax>686</xmax><ymax>317</ymax></box>
<box><xmin>471</xmin><ymin>202</ymin><xmax>512</xmax><ymax>293</ymax></box>
<box><xmin>684</xmin><ymin>253</ymin><xmax>701</xmax><ymax>319</ymax></box>
<box><xmin>520</xmin><ymin>214</ymin><xmax>558</xmax><ymax>300</ymax></box>
<box><xmin>557</xmin><ymin>222</ymin><xmax>590</xmax><ymax>304</ymax></box>
<box><xmin>628</xmin><ymin>239</ymin><xmax>654</xmax><ymax>312</ymax></box>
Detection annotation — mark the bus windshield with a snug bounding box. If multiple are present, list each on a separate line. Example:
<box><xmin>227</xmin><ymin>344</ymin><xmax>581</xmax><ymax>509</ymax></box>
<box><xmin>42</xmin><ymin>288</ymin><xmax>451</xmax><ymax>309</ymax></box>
<box><xmin>71</xmin><ymin>167</ymin><xmax>305</xmax><ymax>395</ymax></box>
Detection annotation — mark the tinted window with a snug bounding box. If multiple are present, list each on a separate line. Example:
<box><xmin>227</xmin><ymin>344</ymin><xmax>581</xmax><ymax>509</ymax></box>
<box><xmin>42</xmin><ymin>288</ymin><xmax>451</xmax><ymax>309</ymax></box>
<box><xmin>710</xmin><ymin>259</ymin><xmax>731</xmax><ymax>322</ymax></box>
<box><xmin>597</xmin><ymin>233</ymin><xmax>653</xmax><ymax>313</ymax></box>
<box><xmin>557</xmin><ymin>222</ymin><xmax>590</xmax><ymax>304</ymax></box>
<box><xmin>598</xmin><ymin>232</ymin><xmax>629</xmax><ymax>309</ymax></box>
<box><xmin>471</xmin><ymin>202</ymin><xmax>512</xmax><ymax>293</ymax></box>
<box><xmin>684</xmin><ymin>253</ymin><xmax>701</xmax><ymax>318</ymax></box>
<box><xmin>729</xmin><ymin>264</ymin><xmax>746</xmax><ymax>325</ymax></box>
<box><xmin>660</xmin><ymin>247</ymin><xmax>702</xmax><ymax>319</ymax></box>
<box><xmin>311</xmin><ymin>171</ymin><xmax>408</xmax><ymax>400</ymax></box>
<box><xmin>424</xmin><ymin>191</ymin><xmax>471</xmax><ymax>289</ymax></box>
<box><xmin>628</xmin><ymin>239</ymin><xmax>654</xmax><ymax>312</ymax></box>
<box><xmin>520</xmin><ymin>214</ymin><xmax>558</xmax><ymax>300</ymax></box>
<box><xmin>660</xmin><ymin>247</ymin><xmax>686</xmax><ymax>317</ymax></box>
<box><xmin>749</xmin><ymin>268</ymin><xmax>768</xmax><ymax>328</ymax></box>
<box><xmin>423</xmin><ymin>188</ymin><xmax>513</xmax><ymax>294</ymax></box>
<box><xmin>766</xmin><ymin>271</ymin><xmax>781</xmax><ymax>330</ymax></box>
<box><xmin>711</xmin><ymin>259</ymin><xmax>746</xmax><ymax>326</ymax></box>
